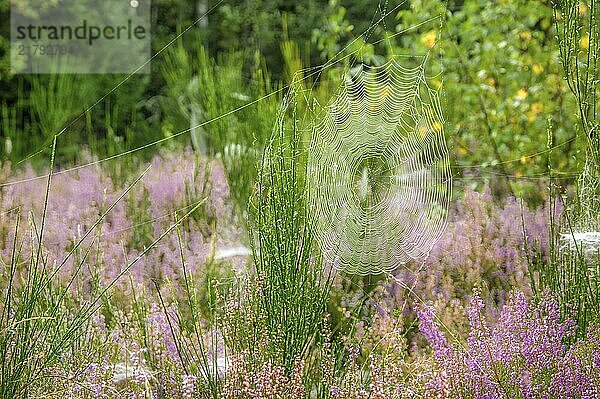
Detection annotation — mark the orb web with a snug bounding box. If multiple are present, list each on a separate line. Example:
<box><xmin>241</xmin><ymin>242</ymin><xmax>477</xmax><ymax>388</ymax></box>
<box><xmin>308</xmin><ymin>60</ymin><xmax>452</xmax><ymax>275</ymax></box>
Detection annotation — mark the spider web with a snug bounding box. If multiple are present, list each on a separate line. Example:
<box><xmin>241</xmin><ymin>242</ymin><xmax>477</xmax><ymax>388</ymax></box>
<box><xmin>306</xmin><ymin>59</ymin><xmax>452</xmax><ymax>275</ymax></box>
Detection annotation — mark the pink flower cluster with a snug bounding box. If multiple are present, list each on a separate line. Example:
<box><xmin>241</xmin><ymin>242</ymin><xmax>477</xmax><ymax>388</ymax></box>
<box><xmin>372</xmin><ymin>186</ymin><xmax>555</xmax><ymax>336</ymax></box>
<box><xmin>417</xmin><ymin>290</ymin><xmax>600</xmax><ymax>398</ymax></box>
<box><xmin>0</xmin><ymin>148</ymin><xmax>242</xmax><ymax>298</ymax></box>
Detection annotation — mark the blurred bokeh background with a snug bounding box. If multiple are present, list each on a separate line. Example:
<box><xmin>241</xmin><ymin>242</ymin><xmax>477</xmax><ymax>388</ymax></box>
<box><xmin>0</xmin><ymin>0</ymin><xmax>587</xmax><ymax>205</ymax></box>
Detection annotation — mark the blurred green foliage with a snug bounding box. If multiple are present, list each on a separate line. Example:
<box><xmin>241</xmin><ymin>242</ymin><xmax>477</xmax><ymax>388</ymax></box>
<box><xmin>314</xmin><ymin>0</ymin><xmax>584</xmax><ymax>199</ymax></box>
<box><xmin>0</xmin><ymin>0</ymin><xmax>592</xmax><ymax>203</ymax></box>
<box><xmin>434</xmin><ymin>0</ymin><xmax>581</xmax><ymax>198</ymax></box>
<box><xmin>161</xmin><ymin>41</ymin><xmax>280</xmax><ymax>212</ymax></box>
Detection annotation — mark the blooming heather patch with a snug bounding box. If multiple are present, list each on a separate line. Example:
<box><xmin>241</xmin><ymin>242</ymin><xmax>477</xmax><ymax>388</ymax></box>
<box><xmin>0</xmin><ymin>162</ymin><xmax>131</xmax><ymax>291</ymax></box>
<box><xmin>417</xmin><ymin>290</ymin><xmax>600</xmax><ymax>398</ymax></box>
<box><xmin>3</xmin><ymin>150</ymin><xmax>598</xmax><ymax>397</ymax></box>
<box><xmin>321</xmin><ymin>311</ymin><xmax>434</xmax><ymax>399</ymax></box>
<box><xmin>29</xmin><ymin>304</ymin><xmax>222</xmax><ymax>398</ymax></box>
<box><xmin>370</xmin><ymin>186</ymin><xmax>554</xmax><ymax>337</ymax></box>
<box><xmin>222</xmin><ymin>351</ymin><xmax>305</xmax><ymax>399</ymax></box>
<box><xmin>0</xmin><ymin>148</ymin><xmax>244</xmax><ymax>300</ymax></box>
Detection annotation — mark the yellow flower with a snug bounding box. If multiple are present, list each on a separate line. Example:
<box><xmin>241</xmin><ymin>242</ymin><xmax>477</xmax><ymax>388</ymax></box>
<box><xmin>578</xmin><ymin>3</ymin><xmax>587</xmax><ymax>16</ymax></box>
<box><xmin>431</xmin><ymin>79</ymin><xmax>443</xmax><ymax>90</ymax></box>
<box><xmin>580</xmin><ymin>35</ymin><xmax>589</xmax><ymax>50</ymax></box>
<box><xmin>433</xmin><ymin>121</ymin><xmax>443</xmax><ymax>132</ymax></box>
<box><xmin>516</xmin><ymin>87</ymin><xmax>528</xmax><ymax>100</ymax></box>
<box><xmin>520</xmin><ymin>155</ymin><xmax>529</xmax><ymax>164</ymax></box>
<box><xmin>527</xmin><ymin>102</ymin><xmax>544</xmax><ymax>122</ymax></box>
<box><xmin>456</xmin><ymin>147</ymin><xmax>468</xmax><ymax>156</ymax></box>
<box><xmin>421</xmin><ymin>30</ymin><xmax>437</xmax><ymax>49</ymax></box>
<box><xmin>519</xmin><ymin>31</ymin><xmax>532</xmax><ymax>42</ymax></box>
<box><xmin>532</xmin><ymin>63</ymin><xmax>544</xmax><ymax>75</ymax></box>
<box><xmin>485</xmin><ymin>78</ymin><xmax>496</xmax><ymax>92</ymax></box>
<box><xmin>515</xmin><ymin>169</ymin><xmax>524</xmax><ymax>178</ymax></box>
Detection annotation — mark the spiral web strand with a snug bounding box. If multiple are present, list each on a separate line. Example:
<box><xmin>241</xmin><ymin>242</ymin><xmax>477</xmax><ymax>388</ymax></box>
<box><xmin>307</xmin><ymin>59</ymin><xmax>452</xmax><ymax>275</ymax></box>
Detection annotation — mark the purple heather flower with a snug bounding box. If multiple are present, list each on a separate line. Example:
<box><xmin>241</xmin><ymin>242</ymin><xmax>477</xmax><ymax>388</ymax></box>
<box><xmin>417</xmin><ymin>290</ymin><xmax>598</xmax><ymax>398</ymax></box>
<box><xmin>370</xmin><ymin>185</ymin><xmax>557</xmax><ymax>346</ymax></box>
<box><xmin>0</xmin><ymin>147</ymin><xmax>241</xmax><ymax>297</ymax></box>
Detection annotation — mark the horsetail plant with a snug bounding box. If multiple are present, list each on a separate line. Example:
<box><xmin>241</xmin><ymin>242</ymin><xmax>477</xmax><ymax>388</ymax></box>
<box><xmin>247</xmin><ymin>87</ymin><xmax>333</xmax><ymax>375</ymax></box>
